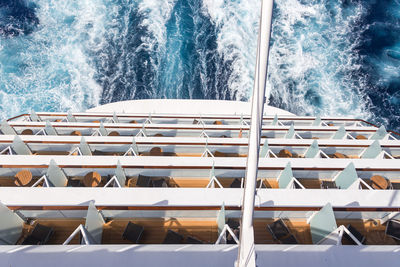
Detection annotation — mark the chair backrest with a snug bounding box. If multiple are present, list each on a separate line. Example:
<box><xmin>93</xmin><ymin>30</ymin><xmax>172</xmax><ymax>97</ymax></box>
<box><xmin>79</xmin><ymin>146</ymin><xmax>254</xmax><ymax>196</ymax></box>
<box><xmin>309</xmin><ymin>203</ymin><xmax>338</xmax><ymax>244</ymax></box>
<box><xmin>334</xmin><ymin>162</ymin><xmax>358</xmax><ymax>189</ymax></box>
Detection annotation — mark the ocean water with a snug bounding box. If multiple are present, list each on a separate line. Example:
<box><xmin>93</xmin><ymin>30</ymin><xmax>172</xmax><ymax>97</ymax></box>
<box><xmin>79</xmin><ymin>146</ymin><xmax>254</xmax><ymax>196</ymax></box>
<box><xmin>0</xmin><ymin>0</ymin><xmax>399</xmax><ymax>132</ymax></box>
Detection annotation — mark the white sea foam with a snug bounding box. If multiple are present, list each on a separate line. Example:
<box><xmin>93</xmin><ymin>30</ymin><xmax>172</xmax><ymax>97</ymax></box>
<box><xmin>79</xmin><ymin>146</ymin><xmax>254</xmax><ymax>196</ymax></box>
<box><xmin>202</xmin><ymin>0</ymin><xmax>260</xmax><ymax>100</ymax></box>
<box><xmin>97</xmin><ymin>0</ymin><xmax>176</xmax><ymax>101</ymax></box>
<box><xmin>268</xmin><ymin>0</ymin><xmax>374</xmax><ymax>120</ymax></box>
<box><xmin>0</xmin><ymin>0</ymin><xmax>380</xmax><ymax>125</ymax></box>
<box><xmin>204</xmin><ymin>0</ymin><xmax>375</xmax><ymax>122</ymax></box>
<box><xmin>0</xmin><ymin>0</ymin><xmax>106</xmax><ymax>119</ymax></box>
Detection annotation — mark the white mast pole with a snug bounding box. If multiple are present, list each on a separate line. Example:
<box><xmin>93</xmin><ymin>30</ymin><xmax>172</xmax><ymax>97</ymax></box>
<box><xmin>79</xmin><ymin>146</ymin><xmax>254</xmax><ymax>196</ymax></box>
<box><xmin>236</xmin><ymin>0</ymin><xmax>274</xmax><ymax>266</ymax></box>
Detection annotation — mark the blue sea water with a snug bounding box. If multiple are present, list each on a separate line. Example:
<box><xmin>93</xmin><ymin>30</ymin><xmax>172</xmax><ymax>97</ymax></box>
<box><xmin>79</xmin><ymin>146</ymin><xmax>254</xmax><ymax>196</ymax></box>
<box><xmin>0</xmin><ymin>0</ymin><xmax>399</xmax><ymax>132</ymax></box>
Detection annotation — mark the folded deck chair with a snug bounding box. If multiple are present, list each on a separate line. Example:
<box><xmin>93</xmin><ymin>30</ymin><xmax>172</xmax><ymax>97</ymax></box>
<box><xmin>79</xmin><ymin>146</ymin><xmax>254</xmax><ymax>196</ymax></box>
<box><xmin>122</xmin><ymin>222</ymin><xmax>144</xmax><ymax>244</ymax></box>
<box><xmin>385</xmin><ymin>220</ymin><xmax>400</xmax><ymax>241</ymax></box>
<box><xmin>267</xmin><ymin>219</ymin><xmax>298</xmax><ymax>244</ymax></box>
<box><xmin>22</xmin><ymin>223</ymin><xmax>53</xmax><ymax>245</ymax></box>
<box><xmin>163</xmin><ymin>230</ymin><xmax>184</xmax><ymax>244</ymax></box>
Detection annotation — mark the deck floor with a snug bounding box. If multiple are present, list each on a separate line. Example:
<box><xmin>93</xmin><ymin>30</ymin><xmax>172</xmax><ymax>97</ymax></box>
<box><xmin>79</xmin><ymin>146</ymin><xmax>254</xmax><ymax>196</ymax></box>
<box><xmin>18</xmin><ymin>218</ymin><xmax>399</xmax><ymax>245</ymax></box>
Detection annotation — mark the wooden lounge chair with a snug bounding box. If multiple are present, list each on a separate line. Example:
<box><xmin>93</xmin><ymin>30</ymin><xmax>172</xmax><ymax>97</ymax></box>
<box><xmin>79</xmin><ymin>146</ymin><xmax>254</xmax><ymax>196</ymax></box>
<box><xmin>21</xmin><ymin>223</ymin><xmax>53</xmax><ymax>245</ymax></box>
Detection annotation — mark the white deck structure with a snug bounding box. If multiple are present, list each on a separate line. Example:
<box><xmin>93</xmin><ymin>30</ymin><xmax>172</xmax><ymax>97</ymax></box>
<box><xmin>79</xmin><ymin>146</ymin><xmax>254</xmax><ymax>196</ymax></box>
<box><xmin>0</xmin><ymin>99</ymin><xmax>400</xmax><ymax>266</ymax></box>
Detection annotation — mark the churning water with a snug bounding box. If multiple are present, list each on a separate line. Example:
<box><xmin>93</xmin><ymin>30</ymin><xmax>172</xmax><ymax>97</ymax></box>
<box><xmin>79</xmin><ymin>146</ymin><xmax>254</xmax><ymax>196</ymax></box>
<box><xmin>0</xmin><ymin>0</ymin><xmax>399</xmax><ymax>131</ymax></box>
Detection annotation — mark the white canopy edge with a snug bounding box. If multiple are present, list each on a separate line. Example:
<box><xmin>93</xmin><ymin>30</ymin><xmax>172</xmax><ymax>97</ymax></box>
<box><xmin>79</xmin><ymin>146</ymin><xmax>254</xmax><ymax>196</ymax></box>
<box><xmin>0</xmin><ymin>244</ymin><xmax>398</xmax><ymax>267</ymax></box>
<box><xmin>0</xmin><ymin>188</ymin><xmax>399</xmax><ymax>208</ymax></box>
<box><xmin>0</xmin><ymin>155</ymin><xmax>398</xmax><ymax>170</ymax></box>
<box><xmin>0</xmin><ymin>135</ymin><xmax>398</xmax><ymax>146</ymax></box>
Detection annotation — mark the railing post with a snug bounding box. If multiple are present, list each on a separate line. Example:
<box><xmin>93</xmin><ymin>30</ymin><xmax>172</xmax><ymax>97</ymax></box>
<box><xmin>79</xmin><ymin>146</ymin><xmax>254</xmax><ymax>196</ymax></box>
<box><xmin>236</xmin><ymin>0</ymin><xmax>274</xmax><ymax>266</ymax></box>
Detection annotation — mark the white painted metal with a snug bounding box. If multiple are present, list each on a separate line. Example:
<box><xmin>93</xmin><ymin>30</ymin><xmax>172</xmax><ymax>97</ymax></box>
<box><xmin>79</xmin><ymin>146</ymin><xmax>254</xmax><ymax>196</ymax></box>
<box><xmin>0</xmin><ymin>155</ymin><xmax>399</xmax><ymax>172</ymax></box>
<box><xmin>237</xmin><ymin>1</ymin><xmax>274</xmax><ymax>266</ymax></box>
<box><xmin>0</xmin><ymin>245</ymin><xmax>399</xmax><ymax>267</ymax></box>
<box><xmin>0</xmin><ymin>188</ymin><xmax>400</xmax><ymax>209</ymax></box>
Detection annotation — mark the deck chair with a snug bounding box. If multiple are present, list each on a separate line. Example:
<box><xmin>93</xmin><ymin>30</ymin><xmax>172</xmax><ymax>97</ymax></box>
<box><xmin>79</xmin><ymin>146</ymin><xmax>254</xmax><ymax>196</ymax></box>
<box><xmin>267</xmin><ymin>219</ymin><xmax>298</xmax><ymax>244</ymax></box>
<box><xmin>308</xmin><ymin>203</ymin><xmax>362</xmax><ymax>245</ymax></box>
<box><xmin>343</xmin><ymin>224</ymin><xmax>366</xmax><ymax>244</ymax></box>
<box><xmin>385</xmin><ymin>220</ymin><xmax>400</xmax><ymax>241</ymax></box>
<box><xmin>163</xmin><ymin>230</ymin><xmax>184</xmax><ymax>244</ymax></box>
<box><xmin>21</xmin><ymin>224</ymin><xmax>53</xmax><ymax>245</ymax></box>
<box><xmin>136</xmin><ymin>174</ymin><xmax>152</xmax><ymax>187</ymax></box>
<box><xmin>122</xmin><ymin>222</ymin><xmax>144</xmax><ymax>244</ymax></box>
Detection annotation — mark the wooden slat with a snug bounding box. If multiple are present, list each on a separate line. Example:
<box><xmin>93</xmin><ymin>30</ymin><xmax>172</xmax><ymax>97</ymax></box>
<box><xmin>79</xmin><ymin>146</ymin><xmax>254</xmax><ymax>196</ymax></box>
<box><xmin>102</xmin><ymin>218</ymin><xmax>218</xmax><ymax>244</ymax></box>
<box><xmin>21</xmin><ymin>219</ymin><xmax>85</xmax><ymax>245</ymax></box>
